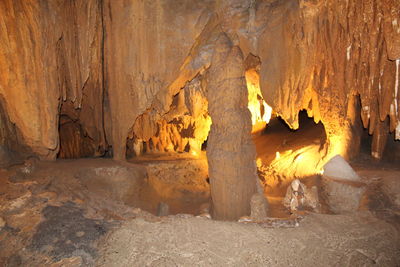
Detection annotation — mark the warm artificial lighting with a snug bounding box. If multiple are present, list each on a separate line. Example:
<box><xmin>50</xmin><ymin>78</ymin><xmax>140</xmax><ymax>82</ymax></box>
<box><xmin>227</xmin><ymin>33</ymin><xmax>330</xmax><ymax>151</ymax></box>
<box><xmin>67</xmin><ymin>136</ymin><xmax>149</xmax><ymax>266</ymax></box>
<box><xmin>188</xmin><ymin>114</ymin><xmax>211</xmax><ymax>157</ymax></box>
<box><xmin>325</xmin><ymin>134</ymin><xmax>349</xmax><ymax>160</ymax></box>
<box><xmin>245</xmin><ymin>69</ymin><xmax>273</xmax><ymax>133</ymax></box>
<box><xmin>262</xmin><ymin>145</ymin><xmax>324</xmax><ymax>190</ymax></box>
<box><xmin>256</xmin><ymin>158</ymin><xmax>262</xmax><ymax>168</ymax></box>
<box><xmin>295</xmin><ymin>154</ymin><xmax>304</xmax><ymax>162</ymax></box>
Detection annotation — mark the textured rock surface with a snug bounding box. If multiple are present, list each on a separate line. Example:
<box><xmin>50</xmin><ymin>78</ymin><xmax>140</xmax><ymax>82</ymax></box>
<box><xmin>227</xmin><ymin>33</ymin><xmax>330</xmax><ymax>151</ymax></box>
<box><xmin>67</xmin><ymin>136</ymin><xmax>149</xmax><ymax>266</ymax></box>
<box><xmin>0</xmin><ymin>157</ymin><xmax>399</xmax><ymax>265</ymax></box>
<box><xmin>207</xmin><ymin>33</ymin><xmax>258</xmax><ymax>220</ymax></box>
<box><xmin>0</xmin><ymin>0</ymin><xmax>399</xmax><ymax>222</ymax></box>
<box><xmin>98</xmin><ymin>213</ymin><xmax>400</xmax><ymax>266</ymax></box>
<box><xmin>250</xmin><ymin>193</ymin><xmax>268</xmax><ymax>221</ymax></box>
<box><xmin>381</xmin><ymin>173</ymin><xmax>400</xmax><ymax>209</ymax></box>
<box><xmin>283</xmin><ymin>179</ymin><xmax>320</xmax><ymax>212</ymax></box>
<box><xmin>0</xmin><ymin>0</ymin><xmax>104</xmax><ymax>159</ymax></box>
<box><xmin>103</xmin><ymin>0</ymin><xmax>214</xmax><ymax>160</ymax></box>
<box><xmin>321</xmin><ymin>176</ymin><xmax>366</xmax><ymax>214</ymax></box>
<box><xmin>0</xmin><ymin>0</ymin><xmax>60</xmax><ymax>159</ymax></box>
<box><xmin>145</xmin><ymin>159</ymin><xmax>209</xmax><ymax>201</ymax></box>
<box><xmin>256</xmin><ymin>0</ymin><xmax>400</xmax><ymax>159</ymax></box>
<box><xmin>30</xmin><ymin>203</ymin><xmax>108</xmax><ymax>265</ymax></box>
<box><xmin>1</xmin><ymin>0</ymin><xmax>399</xmax><ymax>161</ymax></box>
<box><xmin>75</xmin><ymin>164</ymin><xmax>147</xmax><ymax>204</ymax></box>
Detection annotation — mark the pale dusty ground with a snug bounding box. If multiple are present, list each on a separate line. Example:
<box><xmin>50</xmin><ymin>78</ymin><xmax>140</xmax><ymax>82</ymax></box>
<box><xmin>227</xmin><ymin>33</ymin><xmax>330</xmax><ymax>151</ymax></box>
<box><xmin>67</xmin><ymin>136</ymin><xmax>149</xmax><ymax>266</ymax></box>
<box><xmin>98</xmin><ymin>212</ymin><xmax>399</xmax><ymax>267</ymax></box>
<box><xmin>0</xmin><ymin>144</ymin><xmax>399</xmax><ymax>266</ymax></box>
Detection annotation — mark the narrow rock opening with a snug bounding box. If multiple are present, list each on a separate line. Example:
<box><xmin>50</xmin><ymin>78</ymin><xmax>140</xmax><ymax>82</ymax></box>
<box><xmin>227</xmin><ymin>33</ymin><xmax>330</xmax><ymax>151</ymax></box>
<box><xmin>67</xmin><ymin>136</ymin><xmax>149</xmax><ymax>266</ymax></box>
<box><xmin>254</xmin><ymin>111</ymin><xmax>327</xmax><ymax>215</ymax></box>
<box><xmin>243</xmin><ymin>60</ymin><xmax>326</xmax><ymax>195</ymax></box>
<box><xmin>0</xmin><ymin>99</ymin><xmax>31</xmax><ymax>166</ymax></box>
<box><xmin>58</xmin><ymin>115</ymin><xmax>98</xmax><ymax>159</ymax></box>
<box><xmin>255</xmin><ymin>111</ymin><xmax>326</xmax><ymax>172</ymax></box>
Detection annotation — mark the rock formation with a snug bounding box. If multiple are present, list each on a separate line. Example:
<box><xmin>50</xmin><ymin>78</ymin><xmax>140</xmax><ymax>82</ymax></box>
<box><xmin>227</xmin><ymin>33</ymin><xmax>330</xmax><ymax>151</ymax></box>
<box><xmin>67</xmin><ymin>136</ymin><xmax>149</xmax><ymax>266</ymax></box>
<box><xmin>207</xmin><ymin>32</ymin><xmax>258</xmax><ymax>220</ymax></box>
<box><xmin>256</xmin><ymin>0</ymin><xmax>400</xmax><ymax>159</ymax></box>
<box><xmin>0</xmin><ymin>0</ymin><xmax>105</xmax><ymax>159</ymax></box>
<box><xmin>0</xmin><ymin>0</ymin><xmax>399</xmax><ymax>219</ymax></box>
<box><xmin>103</xmin><ymin>0</ymin><xmax>214</xmax><ymax>159</ymax></box>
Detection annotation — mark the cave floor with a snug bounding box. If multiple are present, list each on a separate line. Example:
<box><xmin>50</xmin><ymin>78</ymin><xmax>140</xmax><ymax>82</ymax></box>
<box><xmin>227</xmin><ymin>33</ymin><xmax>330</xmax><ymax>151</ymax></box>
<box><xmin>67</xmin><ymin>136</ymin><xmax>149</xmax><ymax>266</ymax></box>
<box><xmin>0</xmin><ymin>157</ymin><xmax>399</xmax><ymax>266</ymax></box>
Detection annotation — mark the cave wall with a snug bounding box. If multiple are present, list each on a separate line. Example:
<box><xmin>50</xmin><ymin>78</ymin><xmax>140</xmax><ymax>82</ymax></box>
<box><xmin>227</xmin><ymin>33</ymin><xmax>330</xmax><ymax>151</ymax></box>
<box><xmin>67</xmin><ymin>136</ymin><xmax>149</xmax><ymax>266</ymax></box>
<box><xmin>128</xmin><ymin>76</ymin><xmax>211</xmax><ymax>157</ymax></box>
<box><xmin>103</xmin><ymin>0</ymin><xmax>215</xmax><ymax>159</ymax></box>
<box><xmin>256</xmin><ymin>0</ymin><xmax>400</xmax><ymax>159</ymax></box>
<box><xmin>0</xmin><ymin>0</ymin><xmax>399</xmax><ymax>161</ymax></box>
<box><xmin>57</xmin><ymin>0</ymin><xmax>106</xmax><ymax>158</ymax></box>
<box><xmin>0</xmin><ymin>0</ymin><xmax>104</xmax><ymax>159</ymax></box>
<box><xmin>0</xmin><ymin>0</ymin><xmax>60</xmax><ymax>159</ymax></box>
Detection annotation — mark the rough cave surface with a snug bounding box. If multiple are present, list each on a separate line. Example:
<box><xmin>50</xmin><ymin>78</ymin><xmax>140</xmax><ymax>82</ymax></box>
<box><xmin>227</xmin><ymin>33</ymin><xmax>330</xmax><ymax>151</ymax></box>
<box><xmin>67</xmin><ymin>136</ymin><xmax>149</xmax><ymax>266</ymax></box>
<box><xmin>0</xmin><ymin>0</ymin><xmax>400</xmax><ymax>266</ymax></box>
<box><xmin>1</xmin><ymin>0</ymin><xmax>399</xmax><ymax>161</ymax></box>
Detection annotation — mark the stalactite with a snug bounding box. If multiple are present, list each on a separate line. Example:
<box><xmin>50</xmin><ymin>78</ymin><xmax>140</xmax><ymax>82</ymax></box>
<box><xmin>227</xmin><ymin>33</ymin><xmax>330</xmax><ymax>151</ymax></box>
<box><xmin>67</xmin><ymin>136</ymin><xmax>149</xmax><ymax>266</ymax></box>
<box><xmin>0</xmin><ymin>0</ymin><xmax>399</xmax><ymax>161</ymax></box>
<box><xmin>257</xmin><ymin>0</ymin><xmax>400</xmax><ymax>160</ymax></box>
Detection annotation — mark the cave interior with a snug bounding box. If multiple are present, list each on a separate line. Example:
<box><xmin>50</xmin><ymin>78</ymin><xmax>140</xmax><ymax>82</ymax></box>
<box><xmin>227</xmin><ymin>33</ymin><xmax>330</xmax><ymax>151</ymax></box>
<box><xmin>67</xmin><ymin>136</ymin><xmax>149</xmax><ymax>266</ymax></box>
<box><xmin>0</xmin><ymin>0</ymin><xmax>400</xmax><ymax>266</ymax></box>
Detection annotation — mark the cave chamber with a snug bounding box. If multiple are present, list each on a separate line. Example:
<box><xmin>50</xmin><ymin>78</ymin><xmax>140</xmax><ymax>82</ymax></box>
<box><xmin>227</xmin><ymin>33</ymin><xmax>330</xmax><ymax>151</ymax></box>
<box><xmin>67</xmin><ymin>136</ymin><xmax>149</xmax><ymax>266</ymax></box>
<box><xmin>0</xmin><ymin>0</ymin><xmax>400</xmax><ymax>265</ymax></box>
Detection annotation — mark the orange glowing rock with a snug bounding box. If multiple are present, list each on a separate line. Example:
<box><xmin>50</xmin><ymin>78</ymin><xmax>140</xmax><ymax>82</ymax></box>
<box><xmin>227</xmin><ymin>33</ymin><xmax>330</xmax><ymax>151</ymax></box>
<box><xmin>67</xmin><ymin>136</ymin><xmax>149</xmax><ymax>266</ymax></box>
<box><xmin>245</xmin><ymin>69</ymin><xmax>273</xmax><ymax>133</ymax></box>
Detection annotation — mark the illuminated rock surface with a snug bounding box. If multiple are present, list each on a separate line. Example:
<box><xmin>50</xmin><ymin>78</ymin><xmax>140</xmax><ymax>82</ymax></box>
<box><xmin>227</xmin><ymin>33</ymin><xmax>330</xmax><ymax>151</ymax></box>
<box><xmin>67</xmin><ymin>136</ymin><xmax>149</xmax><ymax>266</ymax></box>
<box><xmin>0</xmin><ymin>0</ymin><xmax>399</xmax><ymax>161</ymax></box>
<box><xmin>323</xmin><ymin>155</ymin><xmax>361</xmax><ymax>182</ymax></box>
<box><xmin>0</xmin><ymin>0</ymin><xmax>399</xmax><ymax>265</ymax></box>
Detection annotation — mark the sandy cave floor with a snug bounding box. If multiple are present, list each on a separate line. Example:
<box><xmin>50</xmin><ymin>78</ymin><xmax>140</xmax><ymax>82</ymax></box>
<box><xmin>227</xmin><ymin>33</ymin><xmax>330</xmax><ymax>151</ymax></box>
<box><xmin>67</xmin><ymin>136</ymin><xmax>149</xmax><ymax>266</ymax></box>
<box><xmin>0</xmin><ymin>115</ymin><xmax>399</xmax><ymax>266</ymax></box>
<box><xmin>0</xmin><ymin>153</ymin><xmax>399</xmax><ymax>266</ymax></box>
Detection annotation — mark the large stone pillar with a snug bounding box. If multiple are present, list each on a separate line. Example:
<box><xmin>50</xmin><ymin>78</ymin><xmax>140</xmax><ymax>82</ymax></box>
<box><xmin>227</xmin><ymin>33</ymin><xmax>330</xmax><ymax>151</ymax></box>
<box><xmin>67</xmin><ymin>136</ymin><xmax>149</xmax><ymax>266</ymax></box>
<box><xmin>207</xmin><ymin>33</ymin><xmax>258</xmax><ymax>220</ymax></box>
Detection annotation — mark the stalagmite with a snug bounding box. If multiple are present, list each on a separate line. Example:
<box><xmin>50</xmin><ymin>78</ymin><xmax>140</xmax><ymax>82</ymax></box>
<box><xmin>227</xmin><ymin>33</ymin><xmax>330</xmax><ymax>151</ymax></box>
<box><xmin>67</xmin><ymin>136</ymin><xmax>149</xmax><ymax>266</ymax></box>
<box><xmin>207</xmin><ymin>33</ymin><xmax>259</xmax><ymax>220</ymax></box>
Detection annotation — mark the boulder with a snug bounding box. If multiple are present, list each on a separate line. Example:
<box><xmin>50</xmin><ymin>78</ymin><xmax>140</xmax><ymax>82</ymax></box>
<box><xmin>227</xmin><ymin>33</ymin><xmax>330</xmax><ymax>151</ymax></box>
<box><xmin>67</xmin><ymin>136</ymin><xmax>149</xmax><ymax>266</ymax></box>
<box><xmin>323</xmin><ymin>155</ymin><xmax>360</xmax><ymax>181</ymax></box>
<box><xmin>321</xmin><ymin>156</ymin><xmax>365</xmax><ymax>213</ymax></box>
<box><xmin>321</xmin><ymin>177</ymin><xmax>365</xmax><ymax>213</ymax></box>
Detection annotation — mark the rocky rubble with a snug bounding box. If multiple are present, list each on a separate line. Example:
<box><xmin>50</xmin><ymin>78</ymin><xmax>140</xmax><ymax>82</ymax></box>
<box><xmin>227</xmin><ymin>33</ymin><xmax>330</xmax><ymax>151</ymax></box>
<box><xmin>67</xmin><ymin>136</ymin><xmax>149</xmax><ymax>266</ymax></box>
<box><xmin>283</xmin><ymin>179</ymin><xmax>320</xmax><ymax>213</ymax></box>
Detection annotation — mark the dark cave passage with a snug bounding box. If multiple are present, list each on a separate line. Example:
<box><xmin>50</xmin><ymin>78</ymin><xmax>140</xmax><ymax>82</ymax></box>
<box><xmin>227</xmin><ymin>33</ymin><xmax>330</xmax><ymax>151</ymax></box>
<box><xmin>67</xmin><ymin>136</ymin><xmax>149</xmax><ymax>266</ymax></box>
<box><xmin>254</xmin><ymin>110</ymin><xmax>327</xmax><ymax>167</ymax></box>
<box><xmin>58</xmin><ymin>115</ymin><xmax>97</xmax><ymax>159</ymax></box>
<box><xmin>355</xmin><ymin>118</ymin><xmax>400</xmax><ymax>167</ymax></box>
<box><xmin>252</xmin><ymin>110</ymin><xmax>328</xmax><ymax>216</ymax></box>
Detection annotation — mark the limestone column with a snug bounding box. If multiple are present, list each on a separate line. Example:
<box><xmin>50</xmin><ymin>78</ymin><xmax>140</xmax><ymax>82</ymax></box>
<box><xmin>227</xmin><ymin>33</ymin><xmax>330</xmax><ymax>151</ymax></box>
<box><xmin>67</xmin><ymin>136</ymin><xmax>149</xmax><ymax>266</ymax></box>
<box><xmin>207</xmin><ymin>33</ymin><xmax>259</xmax><ymax>220</ymax></box>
